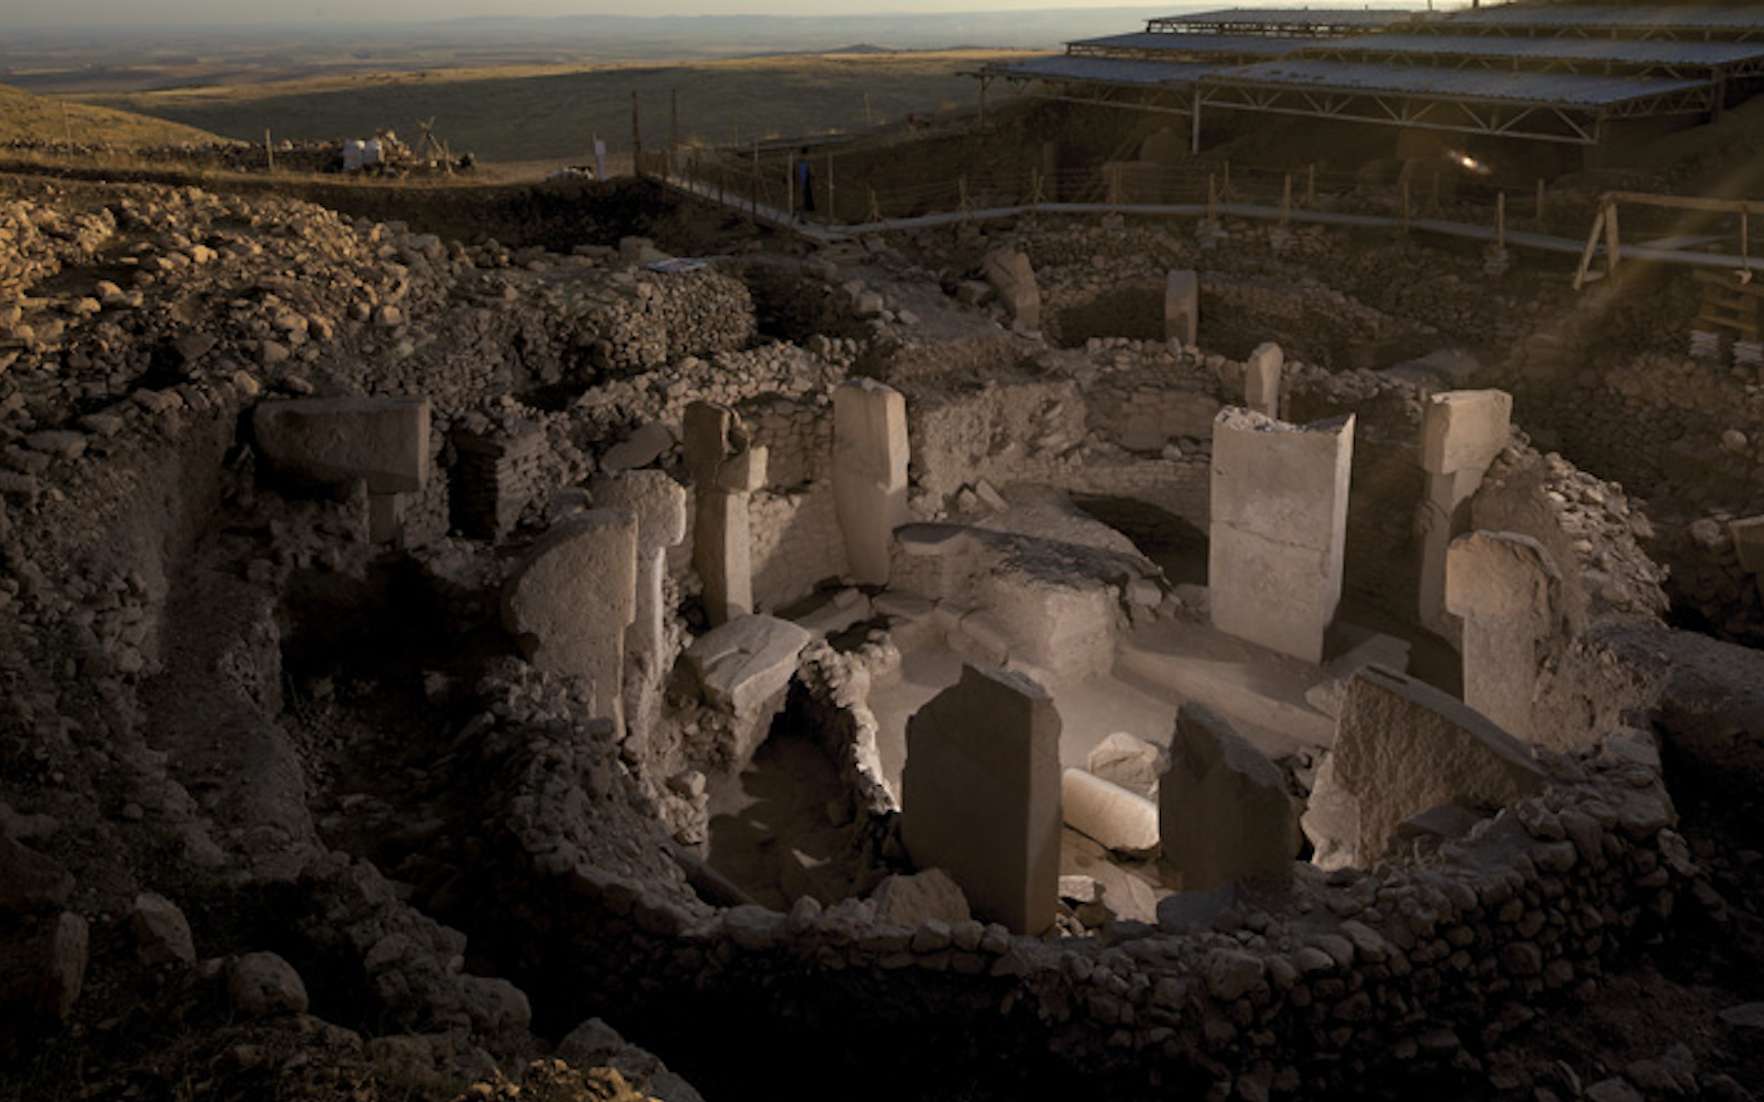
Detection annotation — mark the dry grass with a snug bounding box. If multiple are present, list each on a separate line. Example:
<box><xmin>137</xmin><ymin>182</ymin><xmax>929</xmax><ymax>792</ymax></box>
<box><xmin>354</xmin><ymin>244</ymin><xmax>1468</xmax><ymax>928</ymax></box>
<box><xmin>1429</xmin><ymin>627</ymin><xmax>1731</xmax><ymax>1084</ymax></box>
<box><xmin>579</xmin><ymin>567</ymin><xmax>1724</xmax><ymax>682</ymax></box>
<box><xmin>76</xmin><ymin>50</ymin><xmax>1040</xmax><ymax>164</ymax></box>
<box><xmin>0</xmin><ymin>83</ymin><xmax>222</xmax><ymax>147</ymax></box>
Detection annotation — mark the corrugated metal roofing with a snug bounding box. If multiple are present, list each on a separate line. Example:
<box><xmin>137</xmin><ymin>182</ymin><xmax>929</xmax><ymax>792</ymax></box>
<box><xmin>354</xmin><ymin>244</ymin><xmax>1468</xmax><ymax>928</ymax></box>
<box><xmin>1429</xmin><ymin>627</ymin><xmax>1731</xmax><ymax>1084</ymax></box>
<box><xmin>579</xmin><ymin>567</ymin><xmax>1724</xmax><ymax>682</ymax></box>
<box><xmin>1212</xmin><ymin>59</ymin><xmax>1712</xmax><ymax>106</ymax></box>
<box><xmin>1444</xmin><ymin>4</ymin><xmax>1764</xmax><ymax>31</ymax></box>
<box><xmin>990</xmin><ymin>55</ymin><xmax>1227</xmax><ymax>85</ymax></box>
<box><xmin>1314</xmin><ymin>33</ymin><xmax>1764</xmax><ymax>67</ymax></box>
<box><xmin>1154</xmin><ymin>8</ymin><xmax>1429</xmax><ymax>28</ymax></box>
<box><xmin>1068</xmin><ymin>31</ymin><xmax>1321</xmax><ymax>56</ymax></box>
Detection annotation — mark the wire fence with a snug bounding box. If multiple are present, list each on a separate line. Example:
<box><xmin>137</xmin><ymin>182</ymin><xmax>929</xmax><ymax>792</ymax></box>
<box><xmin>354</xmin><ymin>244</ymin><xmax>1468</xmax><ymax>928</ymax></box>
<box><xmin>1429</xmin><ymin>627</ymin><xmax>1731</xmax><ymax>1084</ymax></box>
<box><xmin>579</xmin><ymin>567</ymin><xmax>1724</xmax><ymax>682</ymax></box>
<box><xmin>649</xmin><ymin>142</ymin><xmax>1758</xmax><ymax>264</ymax></box>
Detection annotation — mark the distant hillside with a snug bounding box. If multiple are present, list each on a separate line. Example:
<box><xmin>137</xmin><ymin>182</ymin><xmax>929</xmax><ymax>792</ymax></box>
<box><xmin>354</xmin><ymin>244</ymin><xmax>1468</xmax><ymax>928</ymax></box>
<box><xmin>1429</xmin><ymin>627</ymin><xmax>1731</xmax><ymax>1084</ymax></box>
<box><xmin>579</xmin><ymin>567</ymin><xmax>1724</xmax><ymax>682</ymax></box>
<box><xmin>79</xmin><ymin>50</ymin><xmax>1022</xmax><ymax>164</ymax></box>
<box><xmin>0</xmin><ymin>83</ymin><xmax>222</xmax><ymax>146</ymax></box>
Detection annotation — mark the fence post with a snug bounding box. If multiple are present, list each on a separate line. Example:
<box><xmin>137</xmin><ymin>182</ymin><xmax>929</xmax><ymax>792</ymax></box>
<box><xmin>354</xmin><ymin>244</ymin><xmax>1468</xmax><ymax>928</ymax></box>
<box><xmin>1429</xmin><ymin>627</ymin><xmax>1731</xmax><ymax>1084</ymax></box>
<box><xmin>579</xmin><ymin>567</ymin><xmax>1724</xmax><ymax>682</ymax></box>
<box><xmin>264</xmin><ymin>129</ymin><xmax>274</xmax><ymax>174</ymax></box>
<box><xmin>1029</xmin><ymin>168</ymin><xmax>1044</xmax><ymax>206</ymax></box>
<box><xmin>1306</xmin><ymin>163</ymin><xmax>1316</xmax><ymax>206</ymax></box>
<box><xmin>1536</xmin><ymin>178</ymin><xmax>1547</xmax><ymax>226</ymax></box>
<box><xmin>867</xmin><ymin>187</ymin><xmax>882</xmax><ymax>225</ymax></box>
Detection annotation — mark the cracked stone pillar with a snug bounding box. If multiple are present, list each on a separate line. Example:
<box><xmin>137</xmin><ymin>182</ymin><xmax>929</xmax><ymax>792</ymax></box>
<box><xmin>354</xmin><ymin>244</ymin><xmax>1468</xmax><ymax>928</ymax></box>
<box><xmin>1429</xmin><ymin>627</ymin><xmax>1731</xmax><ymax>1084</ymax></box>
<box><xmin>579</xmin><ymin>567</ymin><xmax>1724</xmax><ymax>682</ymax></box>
<box><xmin>1445</xmin><ymin>530</ymin><xmax>1560</xmax><ymax>741</ymax></box>
<box><xmin>589</xmin><ymin>471</ymin><xmax>688</xmax><ymax>681</ymax></box>
<box><xmin>1416</xmin><ymin>389</ymin><xmax>1513</xmax><ymax>641</ymax></box>
<box><xmin>901</xmin><ymin>664</ymin><xmax>1060</xmax><ymax>935</ymax></box>
<box><xmin>1244</xmin><ymin>341</ymin><xmax>1283</xmax><ymax>419</ymax></box>
<box><xmin>833</xmin><ymin>379</ymin><xmax>909</xmax><ymax>586</ymax></box>
<box><xmin>1208</xmin><ymin>407</ymin><xmax>1354</xmax><ymax>664</ymax></box>
<box><xmin>501</xmin><ymin>509</ymin><xmax>639</xmax><ymax>725</ymax></box>
<box><xmin>684</xmin><ymin>401</ymin><xmax>767</xmax><ymax>627</ymax></box>
<box><xmin>1165</xmin><ymin>269</ymin><xmax>1198</xmax><ymax>345</ymax></box>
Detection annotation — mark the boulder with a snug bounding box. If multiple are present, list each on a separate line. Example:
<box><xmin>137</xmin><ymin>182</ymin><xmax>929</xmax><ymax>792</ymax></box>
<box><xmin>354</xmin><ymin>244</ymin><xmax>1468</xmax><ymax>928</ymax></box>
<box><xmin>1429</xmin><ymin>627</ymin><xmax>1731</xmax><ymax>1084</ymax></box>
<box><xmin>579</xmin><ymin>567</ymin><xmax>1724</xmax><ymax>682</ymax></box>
<box><xmin>228</xmin><ymin>951</ymin><xmax>310</xmax><ymax>1019</ymax></box>
<box><xmin>0</xmin><ymin>835</ymin><xmax>73</xmax><ymax>914</ymax></box>
<box><xmin>1301</xmin><ymin>666</ymin><xmax>1547</xmax><ymax>870</ymax></box>
<box><xmin>130</xmin><ymin>892</ymin><xmax>196</xmax><ymax>966</ymax></box>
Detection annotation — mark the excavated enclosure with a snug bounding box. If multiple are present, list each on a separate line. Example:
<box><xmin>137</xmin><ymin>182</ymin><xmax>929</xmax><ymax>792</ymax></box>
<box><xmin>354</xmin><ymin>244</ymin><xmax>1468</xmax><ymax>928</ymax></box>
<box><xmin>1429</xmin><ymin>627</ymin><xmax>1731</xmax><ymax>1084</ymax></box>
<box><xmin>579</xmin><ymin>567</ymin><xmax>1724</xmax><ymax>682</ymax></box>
<box><xmin>2</xmin><ymin>176</ymin><xmax>1761</xmax><ymax>1102</ymax></box>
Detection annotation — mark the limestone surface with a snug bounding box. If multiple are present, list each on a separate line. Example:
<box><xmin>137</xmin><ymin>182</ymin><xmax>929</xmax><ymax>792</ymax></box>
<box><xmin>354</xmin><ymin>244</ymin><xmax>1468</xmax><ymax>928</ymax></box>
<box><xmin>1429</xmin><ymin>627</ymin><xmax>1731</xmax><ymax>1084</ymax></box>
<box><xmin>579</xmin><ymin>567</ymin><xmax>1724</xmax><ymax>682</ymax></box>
<box><xmin>1302</xmin><ymin>666</ymin><xmax>1547</xmax><ymax>869</ymax></box>
<box><xmin>501</xmin><ymin>510</ymin><xmax>639</xmax><ymax>715</ymax></box>
<box><xmin>1062</xmin><ymin>768</ymin><xmax>1160</xmax><ymax>856</ymax></box>
<box><xmin>1086</xmin><ymin>731</ymin><xmax>1166</xmax><ymax>799</ymax></box>
<box><xmin>253</xmin><ymin>396</ymin><xmax>431</xmax><ymax>493</ymax></box>
<box><xmin>1445</xmin><ymin>530</ymin><xmax>1562</xmax><ymax>740</ymax></box>
<box><xmin>684</xmin><ymin>614</ymin><xmax>813</xmax><ymax>718</ymax></box>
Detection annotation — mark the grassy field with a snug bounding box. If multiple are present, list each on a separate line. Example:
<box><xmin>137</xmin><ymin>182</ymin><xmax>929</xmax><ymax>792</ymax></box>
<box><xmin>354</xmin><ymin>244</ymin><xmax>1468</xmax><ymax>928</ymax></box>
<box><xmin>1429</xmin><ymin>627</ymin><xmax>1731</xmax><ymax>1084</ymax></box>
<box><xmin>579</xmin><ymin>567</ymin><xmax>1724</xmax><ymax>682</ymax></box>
<box><xmin>77</xmin><ymin>50</ymin><xmax>1036</xmax><ymax>164</ymax></box>
<box><xmin>1</xmin><ymin>83</ymin><xmax>222</xmax><ymax>146</ymax></box>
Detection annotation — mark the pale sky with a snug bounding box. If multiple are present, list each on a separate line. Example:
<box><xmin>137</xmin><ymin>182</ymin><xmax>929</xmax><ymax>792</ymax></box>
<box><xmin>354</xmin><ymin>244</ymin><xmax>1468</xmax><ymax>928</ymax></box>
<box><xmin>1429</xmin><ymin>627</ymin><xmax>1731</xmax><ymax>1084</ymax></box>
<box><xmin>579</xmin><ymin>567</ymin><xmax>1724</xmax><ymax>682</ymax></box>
<box><xmin>7</xmin><ymin>0</ymin><xmax>1427</xmax><ymax>27</ymax></box>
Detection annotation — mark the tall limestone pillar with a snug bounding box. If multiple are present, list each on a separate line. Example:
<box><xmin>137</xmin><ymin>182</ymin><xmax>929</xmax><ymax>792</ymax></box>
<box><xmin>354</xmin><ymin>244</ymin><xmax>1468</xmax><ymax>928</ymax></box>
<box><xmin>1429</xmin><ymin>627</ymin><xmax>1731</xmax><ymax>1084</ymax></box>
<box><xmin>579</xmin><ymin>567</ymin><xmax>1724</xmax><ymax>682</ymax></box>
<box><xmin>684</xmin><ymin>402</ymin><xmax>768</xmax><ymax>627</ymax></box>
<box><xmin>832</xmin><ymin>379</ymin><xmax>909</xmax><ymax>586</ymax></box>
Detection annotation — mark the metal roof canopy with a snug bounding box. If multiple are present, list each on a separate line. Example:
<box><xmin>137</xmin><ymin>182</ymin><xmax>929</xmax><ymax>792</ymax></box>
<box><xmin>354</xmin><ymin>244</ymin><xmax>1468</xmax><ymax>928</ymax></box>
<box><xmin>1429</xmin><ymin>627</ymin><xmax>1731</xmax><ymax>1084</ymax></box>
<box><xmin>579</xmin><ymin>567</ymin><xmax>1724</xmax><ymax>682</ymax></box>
<box><xmin>1148</xmin><ymin>7</ymin><xmax>1432</xmax><ymax>36</ymax></box>
<box><xmin>1430</xmin><ymin>4</ymin><xmax>1764</xmax><ymax>41</ymax></box>
<box><xmin>1302</xmin><ymin>32</ymin><xmax>1764</xmax><ymax>79</ymax></box>
<box><xmin>1066</xmin><ymin>31</ymin><xmax>1322</xmax><ymax>58</ymax></box>
<box><xmin>1200</xmin><ymin>60</ymin><xmax>1715</xmax><ymax>144</ymax></box>
<box><xmin>985</xmin><ymin>55</ymin><xmax>1226</xmax><ymax>87</ymax></box>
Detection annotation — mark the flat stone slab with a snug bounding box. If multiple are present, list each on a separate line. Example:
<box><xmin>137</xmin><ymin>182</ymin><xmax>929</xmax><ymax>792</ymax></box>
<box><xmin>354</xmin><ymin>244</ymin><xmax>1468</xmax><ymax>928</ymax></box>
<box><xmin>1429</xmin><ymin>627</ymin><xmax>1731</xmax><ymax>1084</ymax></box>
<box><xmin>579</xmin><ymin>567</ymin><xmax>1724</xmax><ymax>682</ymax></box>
<box><xmin>685</xmin><ymin>615</ymin><xmax>813</xmax><ymax>717</ymax></box>
<box><xmin>254</xmin><ymin>396</ymin><xmax>430</xmax><ymax>494</ymax></box>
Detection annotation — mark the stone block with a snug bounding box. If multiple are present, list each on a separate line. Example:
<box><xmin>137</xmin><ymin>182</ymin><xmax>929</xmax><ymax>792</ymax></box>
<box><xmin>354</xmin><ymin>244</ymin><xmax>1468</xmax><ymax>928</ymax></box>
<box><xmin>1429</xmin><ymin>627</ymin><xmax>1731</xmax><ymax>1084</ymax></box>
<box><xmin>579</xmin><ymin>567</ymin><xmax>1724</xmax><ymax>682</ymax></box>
<box><xmin>901</xmin><ymin>665</ymin><xmax>1061</xmax><ymax>935</ymax></box>
<box><xmin>684</xmin><ymin>614</ymin><xmax>812</xmax><ymax>718</ymax></box>
<box><xmin>1300</xmin><ymin>666</ymin><xmax>1546</xmax><ymax>870</ymax></box>
<box><xmin>1420</xmin><ymin>390</ymin><xmax>1513</xmax><ymax>475</ymax></box>
<box><xmin>1208</xmin><ymin>408</ymin><xmax>1353</xmax><ymax>664</ymax></box>
<box><xmin>1159</xmin><ymin>704</ymin><xmax>1295</xmax><ymax>892</ymax></box>
<box><xmin>833</xmin><ymin>379</ymin><xmax>910</xmax><ymax>585</ymax></box>
<box><xmin>981</xmin><ymin>248</ymin><xmax>1041</xmax><ymax>330</ymax></box>
<box><xmin>696</xmin><ymin>491</ymin><xmax>752</xmax><ymax>626</ymax></box>
<box><xmin>501</xmin><ymin>510</ymin><xmax>638</xmax><ymax>715</ymax></box>
<box><xmin>1244</xmin><ymin>342</ymin><xmax>1283</xmax><ymax>418</ymax></box>
<box><xmin>1086</xmin><ymin>731</ymin><xmax>1166</xmax><ymax>798</ymax></box>
<box><xmin>1445</xmin><ymin>530</ymin><xmax>1561</xmax><ymax>741</ymax></box>
<box><xmin>1165</xmin><ymin>270</ymin><xmax>1198</xmax><ymax>345</ymax></box>
<box><xmin>253</xmin><ymin>396</ymin><xmax>430</xmax><ymax>493</ymax></box>
<box><xmin>1062</xmin><ymin>769</ymin><xmax>1159</xmax><ymax>856</ymax></box>
<box><xmin>1417</xmin><ymin>465</ymin><xmax>1486</xmax><ymax>639</ymax></box>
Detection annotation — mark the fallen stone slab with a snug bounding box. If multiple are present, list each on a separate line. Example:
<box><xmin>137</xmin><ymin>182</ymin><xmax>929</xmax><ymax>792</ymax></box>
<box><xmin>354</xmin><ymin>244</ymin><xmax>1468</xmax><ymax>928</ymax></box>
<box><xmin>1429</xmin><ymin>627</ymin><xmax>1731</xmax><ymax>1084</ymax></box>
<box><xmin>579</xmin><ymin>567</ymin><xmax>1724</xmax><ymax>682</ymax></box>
<box><xmin>1062</xmin><ymin>768</ymin><xmax>1159</xmax><ymax>857</ymax></box>
<box><xmin>1301</xmin><ymin>666</ymin><xmax>1546</xmax><ymax>870</ymax></box>
<box><xmin>253</xmin><ymin>396</ymin><xmax>431</xmax><ymax>494</ymax></box>
<box><xmin>685</xmin><ymin>614</ymin><xmax>813</xmax><ymax>718</ymax></box>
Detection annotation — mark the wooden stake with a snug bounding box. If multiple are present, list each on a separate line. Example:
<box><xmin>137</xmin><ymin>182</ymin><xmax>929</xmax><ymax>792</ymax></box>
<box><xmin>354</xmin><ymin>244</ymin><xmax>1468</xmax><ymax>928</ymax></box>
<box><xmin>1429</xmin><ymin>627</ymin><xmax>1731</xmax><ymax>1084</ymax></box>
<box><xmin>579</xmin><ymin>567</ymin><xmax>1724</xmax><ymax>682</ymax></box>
<box><xmin>264</xmin><ymin>128</ymin><xmax>274</xmax><ymax>174</ymax></box>
<box><xmin>1573</xmin><ymin>207</ymin><xmax>1606</xmax><ymax>291</ymax></box>
<box><xmin>867</xmin><ymin>186</ymin><xmax>881</xmax><ymax>224</ymax></box>
<box><xmin>1604</xmin><ymin>200</ymin><xmax>1622</xmax><ymax>277</ymax></box>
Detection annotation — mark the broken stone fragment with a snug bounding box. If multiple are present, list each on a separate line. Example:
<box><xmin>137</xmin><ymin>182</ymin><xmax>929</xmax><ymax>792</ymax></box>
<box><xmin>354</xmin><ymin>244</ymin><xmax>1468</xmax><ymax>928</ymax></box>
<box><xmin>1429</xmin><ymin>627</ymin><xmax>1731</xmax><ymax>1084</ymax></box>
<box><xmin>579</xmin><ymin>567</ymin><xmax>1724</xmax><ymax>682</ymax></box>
<box><xmin>1086</xmin><ymin>731</ymin><xmax>1166</xmax><ymax>799</ymax></box>
<box><xmin>684</xmin><ymin>614</ymin><xmax>812</xmax><ymax>718</ymax></box>
<box><xmin>130</xmin><ymin>892</ymin><xmax>196</xmax><ymax>967</ymax></box>
<box><xmin>227</xmin><ymin>951</ymin><xmax>309</xmax><ymax>1019</ymax></box>
<box><xmin>981</xmin><ymin>248</ymin><xmax>1041</xmax><ymax>331</ymax></box>
<box><xmin>869</xmin><ymin>868</ymin><xmax>971</xmax><ymax>927</ymax></box>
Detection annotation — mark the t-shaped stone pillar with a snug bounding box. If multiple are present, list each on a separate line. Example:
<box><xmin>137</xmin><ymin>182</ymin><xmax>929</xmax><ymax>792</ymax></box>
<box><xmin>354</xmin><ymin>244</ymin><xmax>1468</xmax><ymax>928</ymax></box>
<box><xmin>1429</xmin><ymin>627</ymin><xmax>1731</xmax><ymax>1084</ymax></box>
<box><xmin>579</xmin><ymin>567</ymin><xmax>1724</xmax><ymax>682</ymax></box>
<box><xmin>252</xmin><ymin>396</ymin><xmax>431</xmax><ymax>545</ymax></box>
<box><xmin>900</xmin><ymin>664</ymin><xmax>1061</xmax><ymax>935</ymax></box>
<box><xmin>683</xmin><ymin>402</ymin><xmax>768</xmax><ymax>627</ymax></box>
<box><xmin>1244</xmin><ymin>342</ymin><xmax>1283</xmax><ymax>419</ymax></box>
<box><xmin>1444</xmin><ymin>530</ymin><xmax>1560</xmax><ymax>741</ymax></box>
<box><xmin>501</xmin><ymin>509</ymin><xmax>639</xmax><ymax>724</ymax></box>
<box><xmin>1165</xmin><ymin>270</ymin><xmax>1198</xmax><ymax>346</ymax></box>
<box><xmin>590</xmin><ymin>471</ymin><xmax>688</xmax><ymax>681</ymax></box>
<box><xmin>832</xmin><ymin>379</ymin><xmax>909</xmax><ymax>586</ymax></box>
<box><xmin>1208</xmin><ymin>407</ymin><xmax>1354</xmax><ymax>664</ymax></box>
<box><xmin>1416</xmin><ymin>390</ymin><xmax>1513</xmax><ymax>641</ymax></box>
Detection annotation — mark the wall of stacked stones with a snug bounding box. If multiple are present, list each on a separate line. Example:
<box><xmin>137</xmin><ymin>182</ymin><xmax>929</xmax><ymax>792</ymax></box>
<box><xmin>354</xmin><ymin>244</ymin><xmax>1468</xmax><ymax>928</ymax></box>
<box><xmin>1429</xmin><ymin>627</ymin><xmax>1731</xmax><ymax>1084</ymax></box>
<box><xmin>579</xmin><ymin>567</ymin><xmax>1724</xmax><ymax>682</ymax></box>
<box><xmin>476</xmin><ymin>720</ymin><xmax>1696</xmax><ymax>1098</ymax></box>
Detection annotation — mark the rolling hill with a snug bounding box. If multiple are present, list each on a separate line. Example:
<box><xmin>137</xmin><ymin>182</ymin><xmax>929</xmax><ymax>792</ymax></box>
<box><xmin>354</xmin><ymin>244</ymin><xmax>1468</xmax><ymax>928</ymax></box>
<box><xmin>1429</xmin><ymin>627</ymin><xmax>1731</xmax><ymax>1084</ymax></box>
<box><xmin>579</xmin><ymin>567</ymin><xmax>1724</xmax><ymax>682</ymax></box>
<box><xmin>0</xmin><ymin>83</ymin><xmax>223</xmax><ymax>146</ymax></box>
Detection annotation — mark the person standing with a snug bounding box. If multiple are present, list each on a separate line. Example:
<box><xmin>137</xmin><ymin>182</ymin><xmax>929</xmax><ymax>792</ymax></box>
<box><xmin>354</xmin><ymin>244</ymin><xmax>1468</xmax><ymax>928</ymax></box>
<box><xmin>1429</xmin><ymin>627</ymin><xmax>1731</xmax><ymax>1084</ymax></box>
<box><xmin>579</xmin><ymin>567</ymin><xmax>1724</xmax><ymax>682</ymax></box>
<box><xmin>795</xmin><ymin>147</ymin><xmax>816</xmax><ymax>220</ymax></box>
